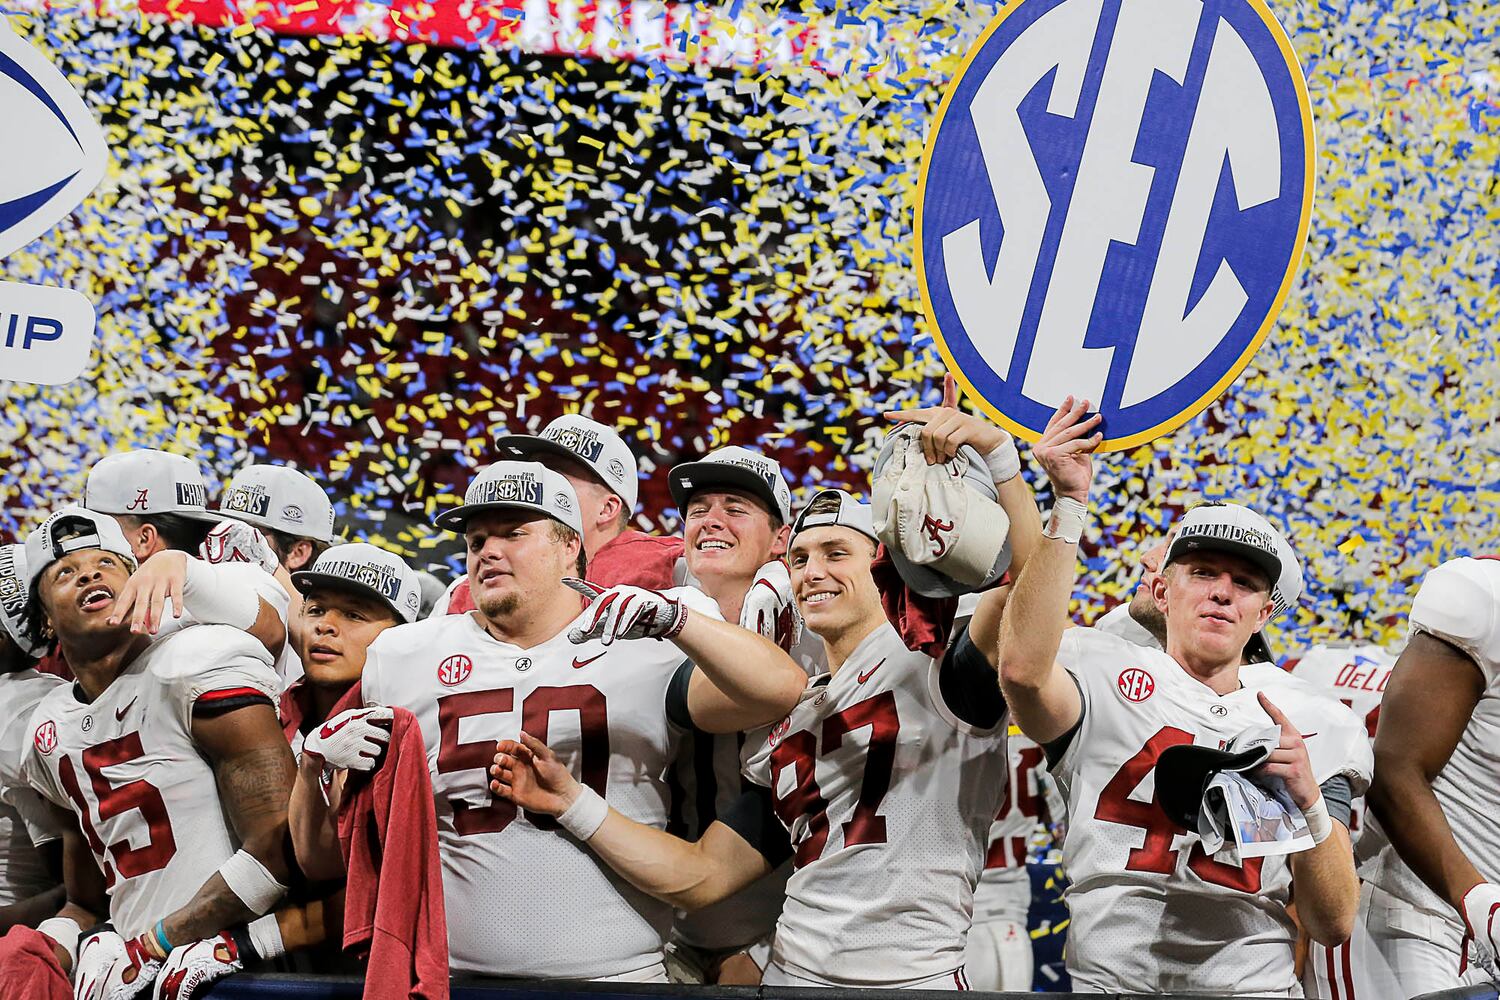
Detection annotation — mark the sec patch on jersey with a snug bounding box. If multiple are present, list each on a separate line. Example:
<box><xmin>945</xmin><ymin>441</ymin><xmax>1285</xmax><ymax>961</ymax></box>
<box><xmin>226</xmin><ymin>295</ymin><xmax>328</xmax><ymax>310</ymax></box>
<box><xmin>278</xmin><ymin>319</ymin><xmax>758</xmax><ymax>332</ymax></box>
<box><xmin>916</xmin><ymin>0</ymin><xmax>1314</xmax><ymax>450</ymax></box>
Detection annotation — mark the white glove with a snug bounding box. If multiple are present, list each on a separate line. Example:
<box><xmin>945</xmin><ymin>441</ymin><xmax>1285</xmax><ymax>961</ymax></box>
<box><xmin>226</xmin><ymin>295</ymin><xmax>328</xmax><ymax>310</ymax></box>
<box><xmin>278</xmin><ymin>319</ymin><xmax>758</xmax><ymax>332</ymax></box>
<box><xmin>301</xmin><ymin>706</ymin><xmax>393</xmax><ymax>771</ymax></box>
<box><xmin>199</xmin><ymin>519</ymin><xmax>279</xmax><ymax>576</ymax></box>
<box><xmin>74</xmin><ymin>928</ymin><xmax>159</xmax><ymax>1000</ymax></box>
<box><xmin>739</xmin><ymin>560</ymin><xmax>801</xmax><ymax>652</ymax></box>
<box><xmin>564</xmin><ymin>579</ymin><xmax>689</xmax><ymax>645</ymax></box>
<box><xmin>1462</xmin><ymin>882</ymin><xmax>1500</xmax><ymax>978</ymax></box>
<box><xmin>153</xmin><ymin>933</ymin><xmax>243</xmax><ymax>1000</ymax></box>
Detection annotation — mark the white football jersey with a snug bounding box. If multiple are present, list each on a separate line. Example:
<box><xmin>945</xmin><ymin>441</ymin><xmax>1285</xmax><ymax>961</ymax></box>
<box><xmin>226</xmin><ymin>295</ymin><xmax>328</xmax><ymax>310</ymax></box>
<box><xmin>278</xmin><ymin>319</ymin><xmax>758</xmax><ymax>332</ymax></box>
<box><xmin>23</xmin><ymin>627</ymin><xmax>280</xmax><ymax>938</ymax></box>
<box><xmin>1052</xmin><ymin>627</ymin><xmax>1371</xmax><ymax>994</ymax></box>
<box><xmin>743</xmin><ymin>622</ymin><xmax>1009</xmax><ymax>987</ymax></box>
<box><xmin>972</xmin><ymin>732</ymin><xmax>1048</xmax><ymax>923</ymax></box>
<box><xmin>1289</xmin><ymin>643</ymin><xmax>1397</xmax><ymax>857</ymax></box>
<box><xmin>0</xmin><ymin>669</ymin><xmax>67</xmax><ymax>905</ymax></box>
<box><xmin>1365</xmin><ymin>557</ymin><xmax>1500</xmax><ymax>917</ymax></box>
<box><xmin>361</xmin><ymin>590</ymin><xmax>721</xmax><ymax>979</ymax></box>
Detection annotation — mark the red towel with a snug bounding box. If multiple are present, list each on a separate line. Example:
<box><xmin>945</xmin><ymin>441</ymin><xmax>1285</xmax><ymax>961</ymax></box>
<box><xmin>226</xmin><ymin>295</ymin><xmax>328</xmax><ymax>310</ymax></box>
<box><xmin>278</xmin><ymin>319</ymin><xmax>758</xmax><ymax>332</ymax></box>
<box><xmin>0</xmin><ymin>925</ymin><xmax>72</xmax><ymax>1000</ymax></box>
<box><xmin>871</xmin><ymin>545</ymin><xmax>958</xmax><ymax>658</ymax></box>
<box><xmin>445</xmin><ymin>529</ymin><xmax>685</xmax><ymax>615</ymax></box>
<box><xmin>337</xmin><ymin>707</ymin><xmax>448</xmax><ymax>1000</ymax></box>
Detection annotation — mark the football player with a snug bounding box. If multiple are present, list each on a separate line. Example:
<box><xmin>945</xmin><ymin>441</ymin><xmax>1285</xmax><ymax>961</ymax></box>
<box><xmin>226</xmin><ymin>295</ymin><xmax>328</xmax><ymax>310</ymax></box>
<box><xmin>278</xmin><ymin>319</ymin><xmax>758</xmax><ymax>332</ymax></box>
<box><xmin>1366</xmin><ymin>556</ymin><xmax>1500</xmax><ymax>992</ymax></box>
<box><xmin>1289</xmin><ymin>640</ymin><xmax>1400</xmax><ymax>999</ymax></box>
<box><xmin>18</xmin><ymin>508</ymin><xmax>297</xmax><ymax>997</ymax></box>
<box><xmin>998</xmin><ymin>398</ymin><xmax>1371</xmax><ymax>994</ymax></box>
<box><xmin>490</xmin><ymin>486</ymin><xmax>1019</xmax><ymax>988</ymax></box>
<box><xmin>438</xmin><ymin>415</ymin><xmax>684</xmax><ymax>614</ymax></box>
<box><xmin>0</xmin><ymin>544</ymin><xmax>66</xmax><ymax>931</ymax></box>
<box><xmin>350</xmin><ymin>460</ymin><xmax>806</xmax><ymax>981</ymax></box>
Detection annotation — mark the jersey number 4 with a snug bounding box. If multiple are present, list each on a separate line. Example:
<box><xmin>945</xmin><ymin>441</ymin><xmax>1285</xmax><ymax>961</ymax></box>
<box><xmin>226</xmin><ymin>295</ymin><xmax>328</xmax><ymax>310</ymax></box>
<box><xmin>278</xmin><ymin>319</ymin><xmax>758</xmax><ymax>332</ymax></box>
<box><xmin>768</xmin><ymin>692</ymin><xmax>899</xmax><ymax>868</ymax></box>
<box><xmin>57</xmin><ymin>734</ymin><xmax>177</xmax><ymax>889</ymax></box>
<box><xmin>1093</xmin><ymin>726</ymin><xmax>1264</xmax><ymax>892</ymax></box>
<box><xmin>436</xmin><ymin>685</ymin><xmax>609</xmax><ymax>835</ymax></box>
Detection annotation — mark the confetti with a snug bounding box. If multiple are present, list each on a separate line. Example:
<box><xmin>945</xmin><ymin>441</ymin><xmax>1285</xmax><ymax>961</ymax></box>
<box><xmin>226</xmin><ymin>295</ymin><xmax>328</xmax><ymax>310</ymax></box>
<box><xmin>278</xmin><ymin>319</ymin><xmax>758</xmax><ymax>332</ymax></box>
<box><xmin>0</xmin><ymin>0</ymin><xmax>1495</xmax><ymax>660</ymax></box>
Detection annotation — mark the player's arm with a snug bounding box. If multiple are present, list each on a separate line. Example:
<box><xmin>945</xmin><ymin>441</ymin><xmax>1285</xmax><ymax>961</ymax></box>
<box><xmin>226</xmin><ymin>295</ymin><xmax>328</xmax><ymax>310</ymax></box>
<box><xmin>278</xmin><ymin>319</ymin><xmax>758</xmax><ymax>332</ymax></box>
<box><xmin>1367</xmin><ymin>630</ymin><xmax>1487</xmax><ymax>910</ymax></box>
<box><xmin>288</xmin><ymin>754</ymin><xmax>346</xmax><ymax>883</ymax></box>
<box><xmin>1259</xmin><ymin>694</ymin><xmax>1358</xmax><ymax>945</ymax></box>
<box><xmin>997</xmin><ymin>398</ymin><xmax>1100</xmax><ymax>743</ymax></box>
<box><xmin>677</xmin><ymin>614</ymin><xmax>808</xmax><ymax>733</ymax></box>
<box><xmin>108</xmin><ymin>551</ymin><xmax>286</xmax><ymax>656</ymax></box>
<box><xmin>0</xmin><ymin>846</ymin><xmax>64</xmax><ymax>931</ymax></box>
<box><xmin>157</xmin><ymin>703</ymin><xmax>296</xmax><ymax>947</ymax></box>
<box><xmin>33</xmin><ymin>817</ymin><xmax>108</xmax><ymax>972</ymax></box>
<box><xmin>490</xmin><ymin>733</ymin><xmax>775</xmax><ymax>909</ymax></box>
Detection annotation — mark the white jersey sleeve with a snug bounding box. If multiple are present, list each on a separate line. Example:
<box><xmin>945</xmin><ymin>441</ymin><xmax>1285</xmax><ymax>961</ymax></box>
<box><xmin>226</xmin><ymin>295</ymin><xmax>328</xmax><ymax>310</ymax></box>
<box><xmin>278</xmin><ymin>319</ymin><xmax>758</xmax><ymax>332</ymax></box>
<box><xmin>151</xmin><ymin>625</ymin><xmax>280</xmax><ymax>729</ymax></box>
<box><xmin>1408</xmin><ymin>558</ymin><xmax>1500</xmax><ymax>683</ymax></box>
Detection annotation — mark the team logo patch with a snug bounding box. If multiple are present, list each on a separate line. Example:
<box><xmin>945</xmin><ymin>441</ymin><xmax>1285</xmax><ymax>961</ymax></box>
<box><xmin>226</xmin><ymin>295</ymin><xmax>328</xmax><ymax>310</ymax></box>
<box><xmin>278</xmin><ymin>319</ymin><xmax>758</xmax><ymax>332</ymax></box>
<box><xmin>33</xmin><ymin>720</ymin><xmax>56</xmax><ymax>755</ymax></box>
<box><xmin>126</xmin><ymin>488</ymin><xmax>150</xmax><ymax>511</ymax></box>
<box><xmin>437</xmin><ymin>653</ymin><xmax>473</xmax><ymax>686</ymax></box>
<box><xmin>921</xmin><ymin>515</ymin><xmax>955</xmax><ymax>557</ymax></box>
<box><xmin>281</xmin><ymin>504</ymin><xmax>304</xmax><ymax>523</ymax></box>
<box><xmin>768</xmin><ymin>717</ymin><xmax>791</xmax><ymax>747</ymax></box>
<box><xmin>606</xmin><ymin>458</ymin><xmax>627</xmax><ymax>480</ymax></box>
<box><xmin>916</xmin><ymin>0</ymin><xmax>1314</xmax><ymax>450</ymax></box>
<box><xmin>1116</xmin><ymin>667</ymin><xmax>1155</xmax><ymax>703</ymax></box>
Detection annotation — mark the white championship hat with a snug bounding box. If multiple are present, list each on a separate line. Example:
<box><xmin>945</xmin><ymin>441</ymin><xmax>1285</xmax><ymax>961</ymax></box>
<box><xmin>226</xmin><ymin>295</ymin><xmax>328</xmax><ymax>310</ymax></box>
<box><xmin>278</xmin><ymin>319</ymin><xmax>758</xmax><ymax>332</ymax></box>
<box><xmin>668</xmin><ymin>446</ymin><xmax>793</xmax><ymax>524</ymax></box>
<box><xmin>434</xmin><ymin>461</ymin><xmax>584</xmax><ymax>535</ymax></box>
<box><xmin>25</xmin><ymin>506</ymin><xmax>137</xmax><ymax>591</ymax></box>
<box><xmin>493</xmin><ymin>414</ymin><xmax>640</xmax><ymax>512</ymax></box>
<box><xmin>292</xmin><ymin>543</ymin><xmax>422</xmax><ymax>624</ymax></box>
<box><xmin>871</xmin><ymin>425</ymin><xmax>1012</xmax><ymax>598</ymax></box>
<box><xmin>219</xmin><ymin>464</ymin><xmax>336</xmax><ymax>542</ymax></box>
<box><xmin>0</xmin><ymin>544</ymin><xmax>44</xmax><ymax>657</ymax></box>
<box><xmin>83</xmin><ymin>449</ymin><xmax>219</xmax><ymax>522</ymax></box>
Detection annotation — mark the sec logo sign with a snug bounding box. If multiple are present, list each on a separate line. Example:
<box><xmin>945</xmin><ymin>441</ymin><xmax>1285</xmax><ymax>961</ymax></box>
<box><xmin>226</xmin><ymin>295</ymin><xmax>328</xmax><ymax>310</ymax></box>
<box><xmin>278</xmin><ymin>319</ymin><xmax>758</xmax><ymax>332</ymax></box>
<box><xmin>1117</xmin><ymin>667</ymin><xmax>1155</xmax><ymax>703</ymax></box>
<box><xmin>437</xmin><ymin>654</ymin><xmax>474</xmax><ymax>686</ymax></box>
<box><xmin>917</xmin><ymin>0</ymin><xmax>1313</xmax><ymax>449</ymax></box>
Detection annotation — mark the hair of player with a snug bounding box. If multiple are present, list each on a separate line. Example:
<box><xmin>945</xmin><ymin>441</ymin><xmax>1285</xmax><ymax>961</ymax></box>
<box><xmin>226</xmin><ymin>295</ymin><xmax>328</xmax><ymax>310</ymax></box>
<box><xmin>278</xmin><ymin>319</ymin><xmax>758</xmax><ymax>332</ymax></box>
<box><xmin>264</xmin><ymin>528</ymin><xmax>333</xmax><ymax>569</ymax></box>
<box><xmin>116</xmin><ymin>512</ymin><xmax>215</xmax><ymax>553</ymax></box>
<box><xmin>549</xmin><ymin>520</ymin><xmax>588</xmax><ymax>577</ymax></box>
<box><xmin>611</xmin><ymin>503</ymin><xmax>632</xmax><ymax>533</ymax></box>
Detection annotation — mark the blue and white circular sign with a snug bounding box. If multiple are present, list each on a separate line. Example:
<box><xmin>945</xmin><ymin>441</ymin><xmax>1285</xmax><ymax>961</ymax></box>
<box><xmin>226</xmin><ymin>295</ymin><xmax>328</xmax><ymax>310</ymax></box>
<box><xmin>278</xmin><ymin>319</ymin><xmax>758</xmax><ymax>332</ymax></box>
<box><xmin>917</xmin><ymin>0</ymin><xmax>1314</xmax><ymax>450</ymax></box>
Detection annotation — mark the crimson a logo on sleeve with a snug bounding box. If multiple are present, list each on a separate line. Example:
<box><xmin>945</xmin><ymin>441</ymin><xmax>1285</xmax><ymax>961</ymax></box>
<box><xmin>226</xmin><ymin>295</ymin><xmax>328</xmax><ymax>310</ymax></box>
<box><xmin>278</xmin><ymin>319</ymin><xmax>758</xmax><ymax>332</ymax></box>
<box><xmin>437</xmin><ymin>654</ymin><xmax>473</xmax><ymax>687</ymax></box>
<box><xmin>33</xmin><ymin>720</ymin><xmax>57</xmax><ymax>755</ymax></box>
<box><xmin>1116</xmin><ymin>667</ymin><xmax>1155</xmax><ymax>703</ymax></box>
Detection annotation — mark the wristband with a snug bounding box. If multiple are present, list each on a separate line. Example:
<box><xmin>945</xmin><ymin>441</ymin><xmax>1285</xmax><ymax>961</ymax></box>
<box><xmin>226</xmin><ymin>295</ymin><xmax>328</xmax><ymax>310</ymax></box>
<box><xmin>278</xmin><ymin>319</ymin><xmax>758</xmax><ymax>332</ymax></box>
<box><xmin>217</xmin><ymin>849</ymin><xmax>288</xmax><ymax>915</ymax></box>
<box><xmin>36</xmin><ymin>917</ymin><xmax>82</xmax><ymax>968</ymax></box>
<box><xmin>235</xmin><ymin>913</ymin><xmax>286</xmax><ymax>963</ymax></box>
<box><xmin>182</xmin><ymin>558</ymin><xmax>260</xmax><ymax>629</ymax></box>
<box><xmin>556</xmin><ymin>785</ymin><xmax>609</xmax><ymax>842</ymax></box>
<box><xmin>1043</xmin><ymin>497</ymin><xmax>1088</xmax><ymax>545</ymax></box>
<box><xmin>1302</xmin><ymin>795</ymin><xmax>1333</xmax><ymax>845</ymax></box>
<box><xmin>982</xmin><ymin>437</ymin><xmax>1021</xmax><ymax>485</ymax></box>
<box><xmin>152</xmin><ymin>918</ymin><xmax>173</xmax><ymax>958</ymax></box>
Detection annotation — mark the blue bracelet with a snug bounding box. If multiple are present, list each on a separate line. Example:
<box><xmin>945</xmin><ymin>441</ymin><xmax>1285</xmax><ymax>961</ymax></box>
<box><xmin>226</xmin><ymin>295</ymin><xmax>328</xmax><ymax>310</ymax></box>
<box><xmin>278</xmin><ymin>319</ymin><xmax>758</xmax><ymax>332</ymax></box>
<box><xmin>153</xmin><ymin>919</ymin><xmax>172</xmax><ymax>957</ymax></box>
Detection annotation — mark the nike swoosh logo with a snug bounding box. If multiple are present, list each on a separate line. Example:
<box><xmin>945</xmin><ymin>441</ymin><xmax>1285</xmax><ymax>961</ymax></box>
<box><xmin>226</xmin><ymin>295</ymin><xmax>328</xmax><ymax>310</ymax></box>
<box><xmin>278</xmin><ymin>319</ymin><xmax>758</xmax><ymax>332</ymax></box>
<box><xmin>856</xmin><ymin>659</ymin><xmax>885</xmax><ymax>684</ymax></box>
<box><xmin>572</xmin><ymin>652</ymin><xmax>606</xmax><ymax>670</ymax></box>
<box><xmin>115</xmin><ymin>698</ymin><xmax>137</xmax><ymax>722</ymax></box>
<box><xmin>319</xmin><ymin>713</ymin><xmax>363</xmax><ymax>740</ymax></box>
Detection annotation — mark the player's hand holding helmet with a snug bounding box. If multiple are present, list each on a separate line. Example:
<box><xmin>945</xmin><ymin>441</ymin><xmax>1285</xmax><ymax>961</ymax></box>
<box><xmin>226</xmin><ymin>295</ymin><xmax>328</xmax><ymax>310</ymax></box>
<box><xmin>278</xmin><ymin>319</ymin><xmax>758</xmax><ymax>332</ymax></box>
<box><xmin>74</xmin><ymin>925</ymin><xmax>160</xmax><ymax>1000</ymax></box>
<box><xmin>301</xmin><ymin>706</ymin><xmax>394</xmax><ymax>772</ymax></box>
<box><xmin>152</xmin><ymin>932</ymin><xmax>244</xmax><ymax>1000</ymax></box>
<box><xmin>564</xmin><ymin>579</ymin><xmax>688</xmax><ymax>645</ymax></box>
<box><xmin>1462</xmin><ymin>882</ymin><xmax>1500</xmax><ymax>977</ymax></box>
<box><xmin>490</xmin><ymin>731</ymin><xmax>583</xmax><ymax>817</ymax></box>
<box><xmin>740</xmin><ymin>560</ymin><xmax>801</xmax><ymax>651</ymax></box>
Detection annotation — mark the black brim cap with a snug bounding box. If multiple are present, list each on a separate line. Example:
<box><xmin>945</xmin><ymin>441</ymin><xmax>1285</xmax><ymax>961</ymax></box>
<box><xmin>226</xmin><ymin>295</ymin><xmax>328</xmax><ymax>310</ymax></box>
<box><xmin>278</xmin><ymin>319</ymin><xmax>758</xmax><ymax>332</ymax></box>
<box><xmin>1155</xmin><ymin>742</ymin><xmax>1273</xmax><ymax>832</ymax></box>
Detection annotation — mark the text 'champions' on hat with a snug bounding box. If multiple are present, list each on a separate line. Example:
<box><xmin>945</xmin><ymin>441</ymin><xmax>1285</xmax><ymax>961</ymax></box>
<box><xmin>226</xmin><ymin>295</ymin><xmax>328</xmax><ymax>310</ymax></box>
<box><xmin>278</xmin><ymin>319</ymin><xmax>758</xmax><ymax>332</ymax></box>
<box><xmin>434</xmin><ymin>461</ymin><xmax>584</xmax><ymax>535</ymax></box>
<box><xmin>493</xmin><ymin>414</ymin><xmax>640</xmax><ymax>512</ymax></box>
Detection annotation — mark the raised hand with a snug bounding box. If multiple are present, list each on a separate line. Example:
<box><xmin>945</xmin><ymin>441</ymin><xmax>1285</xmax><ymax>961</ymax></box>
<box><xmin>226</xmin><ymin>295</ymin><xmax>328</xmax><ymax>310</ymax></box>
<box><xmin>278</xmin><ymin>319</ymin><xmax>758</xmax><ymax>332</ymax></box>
<box><xmin>1031</xmin><ymin>396</ymin><xmax>1103</xmax><ymax>502</ymax></box>
<box><xmin>740</xmin><ymin>560</ymin><xmax>801</xmax><ymax>652</ymax></box>
<box><xmin>301</xmin><ymin>706</ymin><xmax>394</xmax><ymax>772</ymax></box>
<box><xmin>883</xmin><ymin>373</ymin><xmax>1014</xmax><ymax>472</ymax></box>
<box><xmin>1255</xmin><ymin>693</ymin><xmax>1321</xmax><ymax>811</ymax></box>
